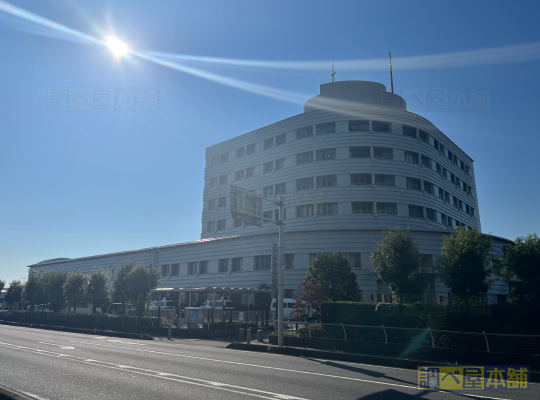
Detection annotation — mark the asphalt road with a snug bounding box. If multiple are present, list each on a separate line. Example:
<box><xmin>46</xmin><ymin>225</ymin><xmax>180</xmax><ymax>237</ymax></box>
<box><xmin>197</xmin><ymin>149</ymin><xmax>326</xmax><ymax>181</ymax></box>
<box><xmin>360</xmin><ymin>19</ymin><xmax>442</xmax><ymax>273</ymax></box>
<box><xmin>0</xmin><ymin>325</ymin><xmax>537</xmax><ymax>400</ymax></box>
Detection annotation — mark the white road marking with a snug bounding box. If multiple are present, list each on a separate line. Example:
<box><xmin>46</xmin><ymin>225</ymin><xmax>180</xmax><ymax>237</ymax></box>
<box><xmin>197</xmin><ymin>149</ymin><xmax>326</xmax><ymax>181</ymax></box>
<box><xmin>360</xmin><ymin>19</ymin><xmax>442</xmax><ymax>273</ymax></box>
<box><xmin>63</xmin><ymin>340</ymin><xmax>517</xmax><ymax>400</ymax></box>
<box><xmin>0</xmin><ymin>341</ymin><xmax>307</xmax><ymax>399</ymax></box>
<box><xmin>38</xmin><ymin>342</ymin><xmax>75</xmax><ymax>350</ymax></box>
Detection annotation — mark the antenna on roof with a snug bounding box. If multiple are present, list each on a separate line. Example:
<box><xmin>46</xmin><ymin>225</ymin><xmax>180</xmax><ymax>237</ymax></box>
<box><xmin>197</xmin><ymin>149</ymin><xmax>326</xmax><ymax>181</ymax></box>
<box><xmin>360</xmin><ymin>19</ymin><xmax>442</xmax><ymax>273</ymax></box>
<box><xmin>331</xmin><ymin>60</ymin><xmax>336</xmax><ymax>83</ymax></box>
<box><xmin>389</xmin><ymin>47</ymin><xmax>394</xmax><ymax>94</ymax></box>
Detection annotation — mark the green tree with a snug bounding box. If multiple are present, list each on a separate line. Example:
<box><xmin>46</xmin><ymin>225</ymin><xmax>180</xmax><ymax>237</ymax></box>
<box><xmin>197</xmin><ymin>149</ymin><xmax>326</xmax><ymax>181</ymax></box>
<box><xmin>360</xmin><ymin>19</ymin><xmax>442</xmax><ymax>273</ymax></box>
<box><xmin>112</xmin><ymin>261</ymin><xmax>161</xmax><ymax>314</ymax></box>
<box><xmin>436</xmin><ymin>227</ymin><xmax>493</xmax><ymax>301</ymax></box>
<box><xmin>306</xmin><ymin>253</ymin><xmax>360</xmax><ymax>302</ymax></box>
<box><xmin>41</xmin><ymin>270</ymin><xmax>68</xmax><ymax>311</ymax></box>
<box><xmin>23</xmin><ymin>269</ymin><xmax>45</xmax><ymax>310</ymax></box>
<box><xmin>0</xmin><ymin>279</ymin><xmax>5</xmax><ymax>293</ymax></box>
<box><xmin>63</xmin><ymin>271</ymin><xmax>89</xmax><ymax>313</ymax></box>
<box><xmin>87</xmin><ymin>268</ymin><xmax>110</xmax><ymax>313</ymax></box>
<box><xmin>497</xmin><ymin>233</ymin><xmax>540</xmax><ymax>305</ymax></box>
<box><xmin>371</xmin><ymin>228</ymin><xmax>426</xmax><ymax>304</ymax></box>
<box><xmin>5</xmin><ymin>280</ymin><xmax>23</xmax><ymax>309</ymax></box>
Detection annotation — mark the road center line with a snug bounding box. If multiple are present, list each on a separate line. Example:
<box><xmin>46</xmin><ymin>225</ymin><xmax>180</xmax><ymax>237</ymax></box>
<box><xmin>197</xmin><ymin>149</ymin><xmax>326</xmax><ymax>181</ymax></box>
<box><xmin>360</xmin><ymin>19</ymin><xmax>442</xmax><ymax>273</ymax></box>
<box><xmin>0</xmin><ymin>341</ymin><xmax>306</xmax><ymax>400</ymax></box>
<box><xmin>63</xmin><ymin>339</ymin><xmax>513</xmax><ymax>400</ymax></box>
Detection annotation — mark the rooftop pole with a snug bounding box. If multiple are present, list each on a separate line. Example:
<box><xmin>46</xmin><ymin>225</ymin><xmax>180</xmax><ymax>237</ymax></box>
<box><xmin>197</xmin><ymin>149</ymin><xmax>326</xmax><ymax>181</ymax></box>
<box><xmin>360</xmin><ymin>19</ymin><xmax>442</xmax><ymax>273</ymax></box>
<box><xmin>389</xmin><ymin>47</ymin><xmax>394</xmax><ymax>94</ymax></box>
<box><xmin>277</xmin><ymin>197</ymin><xmax>285</xmax><ymax>347</ymax></box>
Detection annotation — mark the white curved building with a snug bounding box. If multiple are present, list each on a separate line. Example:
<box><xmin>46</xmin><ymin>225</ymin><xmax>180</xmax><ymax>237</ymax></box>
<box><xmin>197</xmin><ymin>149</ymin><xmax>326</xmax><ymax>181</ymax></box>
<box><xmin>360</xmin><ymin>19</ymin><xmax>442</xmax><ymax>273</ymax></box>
<box><xmin>28</xmin><ymin>81</ymin><xmax>510</xmax><ymax>305</ymax></box>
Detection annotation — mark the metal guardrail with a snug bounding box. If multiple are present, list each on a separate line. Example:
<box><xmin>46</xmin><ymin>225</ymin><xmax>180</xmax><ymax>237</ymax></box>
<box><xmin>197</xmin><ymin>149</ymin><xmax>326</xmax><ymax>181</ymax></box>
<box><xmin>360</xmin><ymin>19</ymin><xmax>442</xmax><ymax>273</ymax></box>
<box><xmin>282</xmin><ymin>321</ymin><xmax>540</xmax><ymax>356</ymax></box>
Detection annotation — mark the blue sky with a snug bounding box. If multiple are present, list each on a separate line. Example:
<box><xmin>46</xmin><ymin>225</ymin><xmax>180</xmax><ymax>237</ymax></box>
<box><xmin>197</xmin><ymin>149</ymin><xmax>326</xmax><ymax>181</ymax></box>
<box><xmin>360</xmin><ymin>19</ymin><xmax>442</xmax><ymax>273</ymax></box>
<box><xmin>1</xmin><ymin>0</ymin><xmax>539</xmax><ymax>284</ymax></box>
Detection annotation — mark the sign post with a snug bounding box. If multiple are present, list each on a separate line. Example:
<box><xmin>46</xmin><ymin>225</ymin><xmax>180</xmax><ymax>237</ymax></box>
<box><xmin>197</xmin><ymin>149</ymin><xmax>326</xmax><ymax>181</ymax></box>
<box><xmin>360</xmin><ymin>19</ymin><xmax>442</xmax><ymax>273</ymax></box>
<box><xmin>230</xmin><ymin>185</ymin><xmax>286</xmax><ymax>347</ymax></box>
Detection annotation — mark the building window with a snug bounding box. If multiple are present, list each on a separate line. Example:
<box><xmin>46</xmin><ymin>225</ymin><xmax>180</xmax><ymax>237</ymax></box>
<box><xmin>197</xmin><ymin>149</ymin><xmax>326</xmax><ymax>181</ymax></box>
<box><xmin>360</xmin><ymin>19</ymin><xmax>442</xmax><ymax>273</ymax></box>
<box><xmin>247</xmin><ymin>143</ymin><xmax>256</xmax><ymax>155</ymax></box>
<box><xmin>351</xmin><ymin>173</ymin><xmax>372</xmax><ymax>185</ymax></box>
<box><xmin>426</xmin><ymin>208</ymin><xmax>436</xmax><ymax>221</ymax></box>
<box><xmin>232</xmin><ymin>257</ymin><xmax>243</xmax><ymax>272</ymax></box>
<box><xmin>350</xmin><ymin>146</ymin><xmax>370</xmax><ymax>158</ymax></box>
<box><xmin>235</xmin><ymin>170</ymin><xmax>244</xmax><ymax>181</ymax></box>
<box><xmin>442</xmin><ymin>167</ymin><xmax>448</xmax><ymax>179</ymax></box>
<box><xmin>377</xmin><ymin>202</ymin><xmax>397</xmax><ymax>215</ymax></box>
<box><xmin>263</xmin><ymin>161</ymin><xmax>273</xmax><ymax>173</ymax></box>
<box><xmin>424</xmin><ymin>181</ymin><xmax>434</xmax><ymax>194</ymax></box>
<box><xmin>236</xmin><ymin>147</ymin><xmax>245</xmax><ymax>158</ymax></box>
<box><xmin>407</xmin><ymin>177</ymin><xmax>421</xmax><ymax>190</ymax></box>
<box><xmin>447</xmin><ymin>150</ymin><xmax>453</xmax><ymax>162</ymax></box>
<box><xmin>264</xmin><ymin>137</ymin><xmax>274</xmax><ymax>150</ymax></box>
<box><xmin>465</xmin><ymin>165</ymin><xmax>470</xmax><ymax>175</ymax></box>
<box><xmin>171</xmin><ymin>264</ymin><xmax>180</xmax><ymax>276</ymax></box>
<box><xmin>210</xmin><ymin>177</ymin><xmax>218</xmax><ymax>188</ymax></box>
<box><xmin>263</xmin><ymin>185</ymin><xmax>273</xmax><ymax>197</ymax></box>
<box><xmin>405</xmin><ymin>151</ymin><xmax>419</xmax><ymax>164</ymax></box>
<box><xmin>246</xmin><ymin>166</ymin><xmax>255</xmax><ymax>178</ymax></box>
<box><xmin>372</xmin><ymin>121</ymin><xmax>391</xmax><ymax>133</ymax></box>
<box><xmin>296</xmin><ymin>125</ymin><xmax>313</xmax><ymax>139</ymax></box>
<box><xmin>433</xmin><ymin>138</ymin><xmax>440</xmax><ymax>150</ymax></box>
<box><xmin>208</xmin><ymin>199</ymin><xmax>216</xmax><ymax>210</ymax></box>
<box><xmin>317</xmin><ymin>202</ymin><xmax>338</xmax><ymax>215</ymax></box>
<box><xmin>296</xmin><ymin>151</ymin><xmax>313</xmax><ymax>165</ymax></box>
<box><xmin>346</xmin><ymin>253</ymin><xmax>362</xmax><ymax>268</ymax></box>
<box><xmin>450</xmin><ymin>173</ymin><xmax>456</xmax><ymax>185</ymax></box>
<box><xmin>447</xmin><ymin>216</ymin><xmax>453</xmax><ymax>228</ymax></box>
<box><xmin>188</xmin><ymin>262</ymin><xmax>197</xmax><ymax>275</ymax></box>
<box><xmin>218</xmin><ymin>259</ymin><xmax>229</xmax><ymax>273</ymax></box>
<box><xmin>218</xmin><ymin>196</ymin><xmax>227</xmax><ymax>207</ymax></box>
<box><xmin>275</xmin><ymin>133</ymin><xmax>286</xmax><ymax>146</ymax></box>
<box><xmin>233</xmin><ymin>219</ymin><xmax>242</xmax><ymax>228</ymax></box>
<box><xmin>422</xmin><ymin>254</ymin><xmax>434</xmax><ymax>272</ymax></box>
<box><xmin>349</xmin><ymin>120</ymin><xmax>369</xmax><ymax>132</ymax></box>
<box><xmin>207</xmin><ymin>221</ymin><xmax>215</xmax><ymax>232</ymax></box>
<box><xmin>263</xmin><ymin>210</ymin><xmax>273</xmax><ymax>220</ymax></box>
<box><xmin>161</xmin><ymin>264</ymin><xmax>170</xmax><ymax>276</ymax></box>
<box><xmin>403</xmin><ymin>125</ymin><xmax>416</xmax><ymax>138</ymax></box>
<box><xmin>409</xmin><ymin>205</ymin><xmax>424</xmax><ymax>218</ymax></box>
<box><xmin>352</xmin><ymin>201</ymin><xmax>373</xmax><ymax>214</ymax></box>
<box><xmin>441</xmin><ymin>213</ymin><xmax>447</xmax><ymax>226</ymax></box>
<box><xmin>296</xmin><ymin>204</ymin><xmax>314</xmax><ymax>218</ymax></box>
<box><xmin>419</xmin><ymin>130</ymin><xmax>428</xmax><ymax>143</ymax></box>
<box><xmin>421</xmin><ymin>155</ymin><xmax>431</xmax><ymax>168</ymax></box>
<box><xmin>199</xmin><ymin>261</ymin><xmax>208</xmax><ymax>274</ymax></box>
<box><xmin>284</xmin><ymin>289</ymin><xmax>295</xmax><ymax>298</ymax></box>
<box><xmin>471</xmin><ymin>208</ymin><xmax>475</xmax><ymax>217</ymax></box>
<box><xmin>374</xmin><ymin>147</ymin><xmax>393</xmax><ymax>159</ymax></box>
<box><xmin>255</xmin><ymin>255</ymin><xmax>271</xmax><ymax>270</ymax></box>
<box><xmin>210</xmin><ymin>156</ymin><xmax>219</xmax><ymax>167</ymax></box>
<box><xmin>445</xmin><ymin>191</ymin><xmax>450</xmax><ymax>203</ymax></box>
<box><xmin>285</xmin><ymin>254</ymin><xmax>295</xmax><ymax>269</ymax></box>
<box><xmin>275</xmin><ymin>158</ymin><xmax>286</xmax><ymax>170</ymax></box>
<box><xmin>317</xmin><ymin>175</ymin><xmax>337</xmax><ymax>187</ymax></box>
<box><xmin>275</xmin><ymin>182</ymin><xmax>286</xmax><ymax>195</ymax></box>
<box><xmin>316</xmin><ymin>148</ymin><xmax>336</xmax><ymax>161</ymax></box>
<box><xmin>220</xmin><ymin>153</ymin><xmax>229</xmax><ymax>163</ymax></box>
<box><xmin>217</xmin><ymin>219</ymin><xmax>226</xmax><ymax>230</ymax></box>
<box><xmin>453</xmin><ymin>196</ymin><xmax>459</xmax><ymax>208</ymax></box>
<box><xmin>296</xmin><ymin>177</ymin><xmax>313</xmax><ymax>191</ymax></box>
<box><xmin>316</xmin><ymin>122</ymin><xmax>336</xmax><ymax>135</ymax></box>
<box><xmin>375</xmin><ymin>174</ymin><xmax>395</xmax><ymax>186</ymax></box>
<box><xmin>219</xmin><ymin>174</ymin><xmax>228</xmax><ymax>185</ymax></box>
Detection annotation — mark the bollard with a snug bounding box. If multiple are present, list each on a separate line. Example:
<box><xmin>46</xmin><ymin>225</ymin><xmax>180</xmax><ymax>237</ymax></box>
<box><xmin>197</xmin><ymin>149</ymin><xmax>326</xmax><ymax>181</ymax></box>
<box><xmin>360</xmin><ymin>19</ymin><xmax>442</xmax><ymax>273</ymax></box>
<box><xmin>239</xmin><ymin>328</ymin><xmax>245</xmax><ymax>341</ymax></box>
<box><xmin>257</xmin><ymin>329</ymin><xmax>263</xmax><ymax>342</ymax></box>
<box><xmin>168</xmin><ymin>324</ymin><xmax>172</xmax><ymax>340</ymax></box>
<box><xmin>247</xmin><ymin>328</ymin><xmax>251</xmax><ymax>344</ymax></box>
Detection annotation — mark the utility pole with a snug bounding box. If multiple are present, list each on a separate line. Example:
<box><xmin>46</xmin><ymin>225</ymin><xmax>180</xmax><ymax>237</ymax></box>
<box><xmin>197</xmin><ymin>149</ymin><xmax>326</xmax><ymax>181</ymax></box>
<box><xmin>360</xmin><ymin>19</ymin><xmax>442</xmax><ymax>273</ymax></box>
<box><xmin>389</xmin><ymin>48</ymin><xmax>394</xmax><ymax>94</ymax></box>
<box><xmin>277</xmin><ymin>197</ymin><xmax>285</xmax><ymax>347</ymax></box>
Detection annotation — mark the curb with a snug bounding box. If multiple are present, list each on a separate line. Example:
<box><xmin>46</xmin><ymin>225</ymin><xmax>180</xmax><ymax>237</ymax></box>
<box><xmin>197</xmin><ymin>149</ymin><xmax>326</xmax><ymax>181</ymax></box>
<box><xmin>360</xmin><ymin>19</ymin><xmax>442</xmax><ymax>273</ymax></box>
<box><xmin>0</xmin><ymin>384</ymin><xmax>35</xmax><ymax>400</ymax></box>
<box><xmin>227</xmin><ymin>343</ymin><xmax>540</xmax><ymax>383</ymax></box>
<box><xmin>0</xmin><ymin>319</ymin><xmax>153</xmax><ymax>341</ymax></box>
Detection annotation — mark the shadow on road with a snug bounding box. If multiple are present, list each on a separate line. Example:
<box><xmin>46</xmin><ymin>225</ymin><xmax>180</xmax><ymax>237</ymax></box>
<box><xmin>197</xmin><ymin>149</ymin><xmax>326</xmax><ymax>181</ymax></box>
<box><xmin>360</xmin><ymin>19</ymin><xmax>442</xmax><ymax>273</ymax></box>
<box><xmin>302</xmin><ymin>358</ymin><xmax>416</xmax><ymax>386</ymax></box>
<box><xmin>356</xmin><ymin>389</ymin><xmax>428</xmax><ymax>399</ymax></box>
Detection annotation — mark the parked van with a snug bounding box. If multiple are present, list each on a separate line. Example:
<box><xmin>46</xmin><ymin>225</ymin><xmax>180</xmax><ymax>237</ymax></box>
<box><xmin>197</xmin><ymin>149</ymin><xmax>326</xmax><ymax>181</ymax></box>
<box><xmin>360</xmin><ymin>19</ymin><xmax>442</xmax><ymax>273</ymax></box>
<box><xmin>270</xmin><ymin>298</ymin><xmax>296</xmax><ymax>320</ymax></box>
<box><xmin>149</xmin><ymin>300</ymin><xmax>176</xmax><ymax>311</ymax></box>
<box><xmin>201</xmin><ymin>300</ymin><xmax>234</xmax><ymax>310</ymax></box>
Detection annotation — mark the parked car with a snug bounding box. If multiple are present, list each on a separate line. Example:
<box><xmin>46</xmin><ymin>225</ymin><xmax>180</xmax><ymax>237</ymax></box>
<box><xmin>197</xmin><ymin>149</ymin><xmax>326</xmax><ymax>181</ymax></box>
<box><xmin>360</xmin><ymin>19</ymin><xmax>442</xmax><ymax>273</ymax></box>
<box><xmin>270</xmin><ymin>298</ymin><xmax>296</xmax><ymax>320</ymax></box>
<box><xmin>201</xmin><ymin>300</ymin><xmax>234</xmax><ymax>310</ymax></box>
<box><xmin>148</xmin><ymin>300</ymin><xmax>176</xmax><ymax>311</ymax></box>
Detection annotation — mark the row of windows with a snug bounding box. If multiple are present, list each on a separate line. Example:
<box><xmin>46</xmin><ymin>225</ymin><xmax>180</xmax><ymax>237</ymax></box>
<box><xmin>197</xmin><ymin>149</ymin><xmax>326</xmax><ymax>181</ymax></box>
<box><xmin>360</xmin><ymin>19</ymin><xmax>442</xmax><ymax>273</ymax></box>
<box><xmin>206</xmin><ymin>200</ymin><xmax>474</xmax><ymax>233</ymax></box>
<box><xmin>208</xmin><ymin>146</ymin><xmax>473</xmax><ymax>197</ymax></box>
<box><xmin>207</xmin><ymin>120</ymin><xmax>471</xmax><ymax>176</ymax></box>
<box><xmin>159</xmin><ymin>252</ymin><xmax>364</xmax><ymax>277</ymax></box>
<box><xmin>207</xmin><ymin>173</ymin><xmax>475</xmax><ymax>218</ymax></box>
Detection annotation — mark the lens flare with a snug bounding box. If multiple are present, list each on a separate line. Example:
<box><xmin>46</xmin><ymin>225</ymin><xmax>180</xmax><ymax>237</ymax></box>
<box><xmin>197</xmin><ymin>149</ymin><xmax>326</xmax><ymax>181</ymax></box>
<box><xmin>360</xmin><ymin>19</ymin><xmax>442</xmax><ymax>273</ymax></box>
<box><xmin>106</xmin><ymin>37</ymin><xmax>128</xmax><ymax>56</ymax></box>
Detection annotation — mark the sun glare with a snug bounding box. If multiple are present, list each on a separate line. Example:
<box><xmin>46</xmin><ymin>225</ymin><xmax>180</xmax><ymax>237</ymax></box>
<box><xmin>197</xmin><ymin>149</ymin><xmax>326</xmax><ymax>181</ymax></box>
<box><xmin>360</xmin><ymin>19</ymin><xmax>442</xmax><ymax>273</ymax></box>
<box><xmin>106</xmin><ymin>37</ymin><xmax>128</xmax><ymax>56</ymax></box>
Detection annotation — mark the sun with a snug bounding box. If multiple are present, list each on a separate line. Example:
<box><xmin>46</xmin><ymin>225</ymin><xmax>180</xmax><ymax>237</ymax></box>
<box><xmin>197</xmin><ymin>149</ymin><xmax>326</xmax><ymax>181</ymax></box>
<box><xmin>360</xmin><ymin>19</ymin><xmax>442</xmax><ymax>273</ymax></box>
<box><xmin>106</xmin><ymin>37</ymin><xmax>128</xmax><ymax>57</ymax></box>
